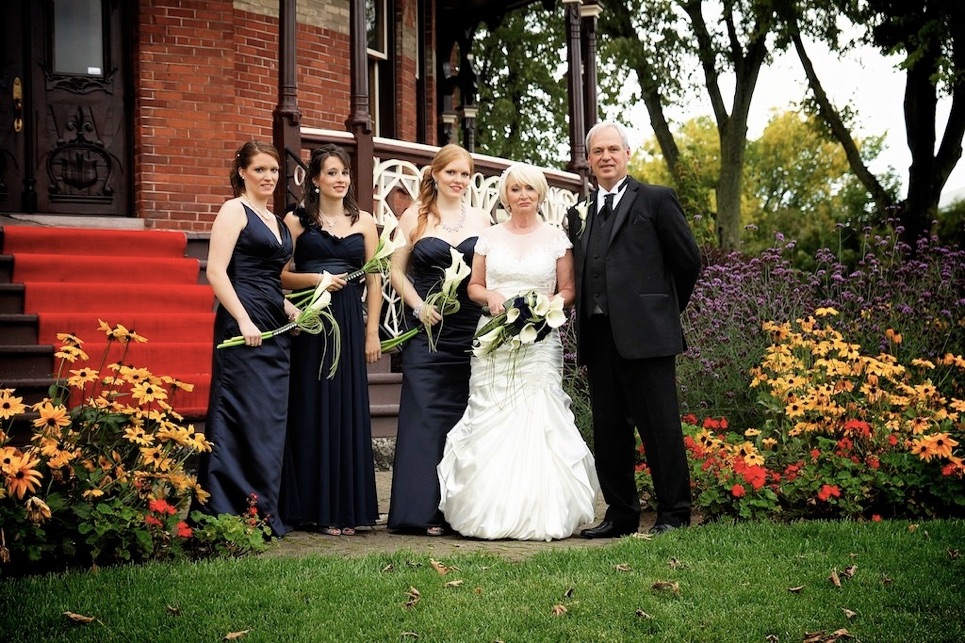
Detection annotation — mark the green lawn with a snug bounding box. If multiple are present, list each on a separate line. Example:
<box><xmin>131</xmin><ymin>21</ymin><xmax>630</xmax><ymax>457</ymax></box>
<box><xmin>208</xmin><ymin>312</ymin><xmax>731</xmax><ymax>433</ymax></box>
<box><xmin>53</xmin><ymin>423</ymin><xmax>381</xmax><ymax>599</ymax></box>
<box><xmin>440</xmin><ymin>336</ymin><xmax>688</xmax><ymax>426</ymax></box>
<box><xmin>1</xmin><ymin>519</ymin><xmax>963</xmax><ymax>642</ymax></box>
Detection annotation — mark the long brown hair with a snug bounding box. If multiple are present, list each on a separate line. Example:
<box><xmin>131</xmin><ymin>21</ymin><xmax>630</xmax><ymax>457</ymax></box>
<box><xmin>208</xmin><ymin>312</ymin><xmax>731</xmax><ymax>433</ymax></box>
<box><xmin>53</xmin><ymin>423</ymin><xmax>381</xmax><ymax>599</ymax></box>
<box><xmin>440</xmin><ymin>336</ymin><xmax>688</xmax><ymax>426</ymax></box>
<box><xmin>303</xmin><ymin>144</ymin><xmax>360</xmax><ymax>225</ymax></box>
<box><xmin>412</xmin><ymin>144</ymin><xmax>473</xmax><ymax>241</ymax></box>
<box><xmin>229</xmin><ymin>141</ymin><xmax>280</xmax><ymax>198</ymax></box>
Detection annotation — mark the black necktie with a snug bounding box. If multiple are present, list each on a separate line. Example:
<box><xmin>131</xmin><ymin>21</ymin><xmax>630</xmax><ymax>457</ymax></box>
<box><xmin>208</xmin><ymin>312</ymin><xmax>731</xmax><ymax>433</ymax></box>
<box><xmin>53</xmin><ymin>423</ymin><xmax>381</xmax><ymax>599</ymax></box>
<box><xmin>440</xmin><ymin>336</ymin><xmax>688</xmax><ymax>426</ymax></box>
<box><xmin>600</xmin><ymin>192</ymin><xmax>614</xmax><ymax>221</ymax></box>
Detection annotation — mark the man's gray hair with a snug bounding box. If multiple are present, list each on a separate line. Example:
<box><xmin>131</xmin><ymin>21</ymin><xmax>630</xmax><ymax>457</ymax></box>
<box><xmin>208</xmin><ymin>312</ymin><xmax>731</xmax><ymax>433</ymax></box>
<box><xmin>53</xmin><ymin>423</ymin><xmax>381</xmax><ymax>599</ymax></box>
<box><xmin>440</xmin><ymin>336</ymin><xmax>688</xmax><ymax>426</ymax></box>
<box><xmin>585</xmin><ymin>121</ymin><xmax>631</xmax><ymax>153</ymax></box>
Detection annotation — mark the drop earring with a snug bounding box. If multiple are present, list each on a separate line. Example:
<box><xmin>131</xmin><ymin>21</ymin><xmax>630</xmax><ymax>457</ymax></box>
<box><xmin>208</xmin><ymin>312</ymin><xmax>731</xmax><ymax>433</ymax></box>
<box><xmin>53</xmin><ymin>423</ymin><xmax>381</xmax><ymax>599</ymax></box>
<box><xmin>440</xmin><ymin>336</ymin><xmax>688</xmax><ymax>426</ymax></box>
<box><xmin>313</xmin><ymin>184</ymin><xmax>320</xmax><ymax>194</ymax></box>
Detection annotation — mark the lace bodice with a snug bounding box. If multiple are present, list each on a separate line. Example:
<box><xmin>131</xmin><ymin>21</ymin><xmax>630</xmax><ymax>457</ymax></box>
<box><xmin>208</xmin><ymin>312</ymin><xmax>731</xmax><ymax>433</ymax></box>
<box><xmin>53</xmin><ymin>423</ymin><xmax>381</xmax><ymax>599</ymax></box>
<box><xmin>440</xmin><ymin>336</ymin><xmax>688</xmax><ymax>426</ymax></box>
<box><xmin>475</xmin><ymin>222</ymin><xmax>571</xmax><ymax>298</ymax></box>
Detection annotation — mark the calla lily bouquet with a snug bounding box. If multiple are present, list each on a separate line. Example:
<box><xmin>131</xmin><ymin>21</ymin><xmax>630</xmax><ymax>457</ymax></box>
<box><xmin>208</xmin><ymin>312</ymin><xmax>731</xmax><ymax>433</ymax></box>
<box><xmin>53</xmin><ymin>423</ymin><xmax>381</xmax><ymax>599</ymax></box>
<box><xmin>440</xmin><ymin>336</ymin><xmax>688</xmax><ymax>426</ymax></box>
<box><xmin>343</xmin><ymin>216</ymin><xmax>406</xmax><ymax>282</ymax></box>
<box><xmin>217</xmin><ymin>273</ymin><xmax>341</xmax><ymax>378</ymax></box>
<box><xmin>471</xmin><ymin>290</ymin><xmax>566</xmax><ymax>357</ymax></box>
<box><xmin>380</xmin><ymin>247</ymin><xmax>471</xmax><ymax>353</ymax></box>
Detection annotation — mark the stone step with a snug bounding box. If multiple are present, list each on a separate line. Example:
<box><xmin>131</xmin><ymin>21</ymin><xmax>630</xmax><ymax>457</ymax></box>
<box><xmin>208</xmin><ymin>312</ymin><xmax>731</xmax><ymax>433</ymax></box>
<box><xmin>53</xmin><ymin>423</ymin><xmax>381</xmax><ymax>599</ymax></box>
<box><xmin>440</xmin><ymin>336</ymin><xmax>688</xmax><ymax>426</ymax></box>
<box><xmin>0</xmin><ymin>313</ymin><xmax>38</xmax><ymax>344</ymax></box>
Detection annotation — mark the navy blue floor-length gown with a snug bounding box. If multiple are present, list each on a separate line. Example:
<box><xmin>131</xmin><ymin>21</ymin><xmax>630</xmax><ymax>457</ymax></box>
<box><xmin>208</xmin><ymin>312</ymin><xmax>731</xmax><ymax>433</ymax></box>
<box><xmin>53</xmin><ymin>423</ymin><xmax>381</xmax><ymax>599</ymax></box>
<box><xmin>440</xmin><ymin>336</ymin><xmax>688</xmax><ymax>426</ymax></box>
<box><xmin>387</xmin><ymin>236</ymin><xmax>481</xmax><ymax>531</ymax></box>
<box><xmin>281</xmin><ymin>213</ymin><xmax>378</xmax><ymax>530</ymax></box>
<box><xmin>192</xmin><ymin>205</ymin><xmax>293</xmax><ymax>537</ymax></box>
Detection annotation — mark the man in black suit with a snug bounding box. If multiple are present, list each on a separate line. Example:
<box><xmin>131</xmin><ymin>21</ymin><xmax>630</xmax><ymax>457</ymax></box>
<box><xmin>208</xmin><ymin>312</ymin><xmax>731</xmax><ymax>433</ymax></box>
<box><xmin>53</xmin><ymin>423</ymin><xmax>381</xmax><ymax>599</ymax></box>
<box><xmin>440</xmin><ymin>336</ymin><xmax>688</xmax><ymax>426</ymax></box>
<box><xmin>566</xmin><ymin>121</ymin><xmax>701</xmax><ymax>537</ymax></box>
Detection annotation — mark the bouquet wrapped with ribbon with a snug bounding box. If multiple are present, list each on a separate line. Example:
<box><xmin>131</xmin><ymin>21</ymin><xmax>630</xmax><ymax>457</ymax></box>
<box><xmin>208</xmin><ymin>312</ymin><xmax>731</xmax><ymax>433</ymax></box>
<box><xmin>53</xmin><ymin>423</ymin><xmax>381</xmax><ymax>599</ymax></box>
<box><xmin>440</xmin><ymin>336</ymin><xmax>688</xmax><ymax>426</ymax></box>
<box><xmin>343</xmin><ymin>216</ymin><xmax>406</xmax><ymax>283</ymax></box>
<box><xmin>217</xmin><ymin>273</ymin><xmax>341</xmax><ymax>379</ymax></box>
<box><xmin>471</xmin><ymin>290</ymin><xmax>566</xmax><ymax>357</ymax></box>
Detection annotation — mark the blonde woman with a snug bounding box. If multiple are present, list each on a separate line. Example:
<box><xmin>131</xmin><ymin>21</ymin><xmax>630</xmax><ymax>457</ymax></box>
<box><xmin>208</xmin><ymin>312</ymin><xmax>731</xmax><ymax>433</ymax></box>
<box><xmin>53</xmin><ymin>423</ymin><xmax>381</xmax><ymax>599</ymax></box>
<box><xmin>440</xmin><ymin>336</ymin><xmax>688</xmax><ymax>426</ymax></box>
<box><xmin>387</xmin><ymin>144</ymin><xmax>491</xmax><ymax>536</ymax></box>
<box><xmin>437</xmin><ymin>162</ymin><xmax>599</xmax><ymax>541</ymax></box>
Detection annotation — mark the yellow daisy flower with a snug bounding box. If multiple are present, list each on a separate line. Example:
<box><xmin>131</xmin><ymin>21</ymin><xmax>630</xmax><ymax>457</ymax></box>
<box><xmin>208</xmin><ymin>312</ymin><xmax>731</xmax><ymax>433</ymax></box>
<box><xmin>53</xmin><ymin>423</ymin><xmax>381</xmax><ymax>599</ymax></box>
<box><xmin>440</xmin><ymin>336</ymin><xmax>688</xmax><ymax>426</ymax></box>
<box><xmin>0</xmin><ymin>391</ymin><xmax>26</xmax><ymax>420</ymax></box>
<box><xmin>31</xmin><ymin>401</ymin><xmax>71</xmax><ymax>431</ymax></box>
<box><xmin>131</xmin><ymin>381</ymin><xmax>168</xmax><ymax>405</ymax></box>
<box><xmin>4</xmin><ymin>454</ymin><xmax>43</xmax><ymax>499</ymax></box>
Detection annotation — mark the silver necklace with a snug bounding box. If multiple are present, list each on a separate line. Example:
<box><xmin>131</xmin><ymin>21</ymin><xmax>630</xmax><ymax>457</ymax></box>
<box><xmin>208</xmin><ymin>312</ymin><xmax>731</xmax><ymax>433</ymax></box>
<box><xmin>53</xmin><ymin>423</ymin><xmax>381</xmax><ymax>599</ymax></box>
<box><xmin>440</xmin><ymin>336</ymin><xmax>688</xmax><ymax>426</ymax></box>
<box><xmin>241</xmin><ymin>195</ymin><xmax>273</xmax><ymax>221</ymax></box>
<box><xmin>439</xmin><ymin>201</ymin><xmax>467</xmax><ymax>233</ymax></box>
<box><xmin>319</xmin><ymin>213</ymin><xmax>342</xmax><ymax>229</ymax></box>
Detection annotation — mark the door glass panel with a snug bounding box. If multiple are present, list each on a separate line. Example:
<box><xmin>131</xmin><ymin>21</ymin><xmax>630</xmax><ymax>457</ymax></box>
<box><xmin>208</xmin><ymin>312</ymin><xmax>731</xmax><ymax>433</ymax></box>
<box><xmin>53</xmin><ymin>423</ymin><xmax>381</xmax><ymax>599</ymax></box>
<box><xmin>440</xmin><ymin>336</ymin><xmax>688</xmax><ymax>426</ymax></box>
<box><xmin>52</xmin><ymin>0</ymin><xmax>104</xmax><ymax>76</ymax></box>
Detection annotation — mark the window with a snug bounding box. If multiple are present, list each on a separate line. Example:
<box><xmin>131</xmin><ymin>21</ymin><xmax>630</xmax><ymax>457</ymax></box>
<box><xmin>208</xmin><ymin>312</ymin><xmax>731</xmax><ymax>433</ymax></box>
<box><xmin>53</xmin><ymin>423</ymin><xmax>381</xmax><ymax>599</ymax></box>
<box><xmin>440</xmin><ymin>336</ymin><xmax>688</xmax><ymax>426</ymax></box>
<box><xmin>366</xmin><ymin>0</ymin><xmax>394</xmax><ymax>137</ymax></box>
<box><xmin>52</xmin><ymin>0</ymin><xmax>104</xmax><ymax>76</ymax></box>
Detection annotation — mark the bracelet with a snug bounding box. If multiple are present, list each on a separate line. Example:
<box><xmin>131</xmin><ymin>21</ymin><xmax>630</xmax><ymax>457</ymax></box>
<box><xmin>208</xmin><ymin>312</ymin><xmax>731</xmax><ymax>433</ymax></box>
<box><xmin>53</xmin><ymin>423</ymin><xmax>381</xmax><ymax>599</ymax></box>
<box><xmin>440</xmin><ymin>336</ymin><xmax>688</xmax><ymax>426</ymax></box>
<box><xmin>412</xmin><ymin>304</ymin><xmax>423</xmax><ymax>320</ymax></box>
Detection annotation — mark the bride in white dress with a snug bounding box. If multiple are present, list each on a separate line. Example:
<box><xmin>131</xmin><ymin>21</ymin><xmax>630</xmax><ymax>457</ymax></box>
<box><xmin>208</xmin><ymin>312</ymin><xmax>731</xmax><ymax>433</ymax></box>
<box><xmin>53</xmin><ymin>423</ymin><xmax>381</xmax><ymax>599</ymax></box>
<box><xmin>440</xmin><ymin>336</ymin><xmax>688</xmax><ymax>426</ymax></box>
<box><xmin>437</xmin><ymin>163</ymin><xmax>599</xmax><ymax>541</ymax></box>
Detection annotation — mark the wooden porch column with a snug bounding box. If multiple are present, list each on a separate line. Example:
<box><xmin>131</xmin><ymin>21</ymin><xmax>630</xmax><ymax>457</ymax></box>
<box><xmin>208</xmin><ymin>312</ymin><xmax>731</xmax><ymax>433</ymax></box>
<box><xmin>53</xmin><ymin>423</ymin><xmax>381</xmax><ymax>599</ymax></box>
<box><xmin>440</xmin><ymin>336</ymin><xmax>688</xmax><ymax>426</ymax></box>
<box><xmin>580</xmin><ymin>1</ymin><xmax>602</xmax><ymax>135</ymax></box>
<box><xmin>563</xmin><ymin>0</ymin><xmax>588</xmax><ymax>183</ymax></box>
<box><xmin>273</xmin><ymin>0</ymin><xmax>302</xmax><ymax>214</ymax></box>
<box><xmin>347</xmin><ymin>0</ymin><xmax>374</xmax><ymax>212</ymax></box>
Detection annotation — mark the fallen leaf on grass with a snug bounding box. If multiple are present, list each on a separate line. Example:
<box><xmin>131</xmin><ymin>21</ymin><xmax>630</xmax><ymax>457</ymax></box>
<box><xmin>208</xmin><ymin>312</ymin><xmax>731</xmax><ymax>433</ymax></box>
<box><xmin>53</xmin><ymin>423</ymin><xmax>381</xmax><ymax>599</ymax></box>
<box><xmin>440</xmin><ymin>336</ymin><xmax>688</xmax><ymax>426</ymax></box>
<box><xmin>223</xmin><ymin>631</ymin><xmax>250</xmax><ymax>640</ymax></box>
<box><xmin>63</xmin><ymin>611</ymin><xmax>96</xmax><ymax>624</ymax></box>
<box><xmin>444</xmin><ymin>580</ymin><xmax>464</xmax><ymax>588</ymax></box>
<box><xmin>948</xmin><ymin>549</ymin><xmax>960</xmax><ymax>560</ymax></box>
<box><xmin>829</xmin><ymin>569</ymin><xmax>841</xmax><ymax>588</ymax></box>
<box><xmin>473</xmin><ymin>587</ymin><xmax>483</xmax><ymax>595</ymax></box>
<box><xmin>881</xmin><ymin>573</ymin><xmax>893</xmax><ymax>585</ymax></box>
<box><xmin>908</xmin><ymin>523</ymin><xmax>918</xmax><ymax>533</ymax></box>
<box><xmin>166</xmin><ymin>605</ymin><xmax>181</xmax><ymax>616</ymax></box>
<box><xmin>551</xmin><ymin>604</ymin><xmax>568</xmax><ymax>616</ymax></box>
<box><xmin>651</xmin><ymin>581</ymin><xmax>680</xmax><ymax>595</ymax></box>
<box><xmin>404</xmin><ymin>587</ymin><xmax>421</xmax><ymax>609</ymax></box>
<box><xmin>614</xmin><ymin>563</ymin><xmax>632</xmax><ymax>572</ymax></box>
<box><xmin>635</xmin><ymin>609</ymin><xmax>652</xmax><ymax>619</ymax></box>
<box><xmin>381</xmin><ymin>563</ymin><xmax>394</xmax><ymax>573</ymax></box>
<box><xmin>841</xmin><ymin>565</ymin><xmax>857</xmax><ymax>579</ymax></box>
<box><xmin>629</xmin><ymin>532</ymin><xmax>653</xmax><ymax>541</ymax></box>
<box><xmin>764</xmin><ymin>635</ymin><xmax>779</xmax><ymax>642</ymax></box>
<box><xmin>563</xmin><ymin>587</ymin><xmax>574</xmax><ymax>599</ymax></box>
<box><xmin>841</xmin><ymin>608</ymin><xmax>858</xmax><ymax>619</ymax></box>
<box><xmin>430</xmin><ymin>558</ymin><xmax>450</xmax><ymax>575</ymax></box>
<box><xmin>668</xmin><ymin>557</ymin><xmax>687</xmax><ymax>569</ymax></box>
<box><xmin>787</xmin><ymin>585</ymin><xmax>805</xmax><ymax>593</ymax></box>
<box><xmin>400</xmin><ymin>633</ymin><xmax>419</xmax><ymax>639</ymax></box>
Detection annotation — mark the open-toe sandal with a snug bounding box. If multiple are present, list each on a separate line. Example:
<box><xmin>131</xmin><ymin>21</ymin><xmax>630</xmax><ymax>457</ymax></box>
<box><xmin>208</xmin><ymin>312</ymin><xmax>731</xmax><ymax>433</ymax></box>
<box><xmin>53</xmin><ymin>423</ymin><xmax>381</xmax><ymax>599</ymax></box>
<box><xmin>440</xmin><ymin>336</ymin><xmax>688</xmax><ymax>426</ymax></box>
<box><xmin>426</xmin><ymin>526</ymin><xmax>445</xmax><ymax>537</ymax></box>
<box><xmin>341</xmin><ymin>527</ymin><xmax>356</xmax><ymax>536</ymax></box>
<box><xmin>321</xmin><ymin>526</ymin><xmax>342</xmax><ymax>536</ymax></box>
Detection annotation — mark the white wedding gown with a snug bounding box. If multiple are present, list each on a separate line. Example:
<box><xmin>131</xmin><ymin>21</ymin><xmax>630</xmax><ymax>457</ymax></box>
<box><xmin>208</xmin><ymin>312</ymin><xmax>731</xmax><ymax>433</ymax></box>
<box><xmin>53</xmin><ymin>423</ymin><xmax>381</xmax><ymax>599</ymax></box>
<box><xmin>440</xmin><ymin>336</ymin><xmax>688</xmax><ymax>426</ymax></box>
<box><xmin>437</xmin><ymin>223</ymin><xmax>599</xmax><ymax>541</ymax></box>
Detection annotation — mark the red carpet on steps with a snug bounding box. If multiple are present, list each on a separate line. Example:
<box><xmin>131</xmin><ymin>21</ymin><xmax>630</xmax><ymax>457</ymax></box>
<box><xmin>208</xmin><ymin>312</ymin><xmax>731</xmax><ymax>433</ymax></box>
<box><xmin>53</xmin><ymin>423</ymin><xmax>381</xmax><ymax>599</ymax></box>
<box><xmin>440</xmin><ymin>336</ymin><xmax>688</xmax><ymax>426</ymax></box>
<box><xmin>4</xmin><ymin>227</ymin><xmax>215</xmax><ymax>418</ymax></box>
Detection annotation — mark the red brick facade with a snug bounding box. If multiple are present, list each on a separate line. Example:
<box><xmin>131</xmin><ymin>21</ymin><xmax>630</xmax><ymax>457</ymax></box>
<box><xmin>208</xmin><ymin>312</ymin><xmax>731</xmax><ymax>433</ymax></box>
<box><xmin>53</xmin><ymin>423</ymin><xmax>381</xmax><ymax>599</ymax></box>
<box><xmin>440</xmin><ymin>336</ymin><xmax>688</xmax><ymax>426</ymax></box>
<box><xmin>135</xmin><ymin>0</ymin><xmax>424</xmax><ymax>232</ymax></box>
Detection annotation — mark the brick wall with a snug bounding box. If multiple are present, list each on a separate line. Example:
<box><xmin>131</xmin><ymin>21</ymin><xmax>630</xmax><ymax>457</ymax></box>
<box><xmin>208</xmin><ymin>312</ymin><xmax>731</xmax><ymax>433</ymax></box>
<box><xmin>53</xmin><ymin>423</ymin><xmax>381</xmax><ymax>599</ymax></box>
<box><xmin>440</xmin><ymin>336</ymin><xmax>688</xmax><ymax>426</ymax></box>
<box><xmin>135</xmin><ymin>0</ymin><xmax>386</xmax><ymax>231</ymax></box>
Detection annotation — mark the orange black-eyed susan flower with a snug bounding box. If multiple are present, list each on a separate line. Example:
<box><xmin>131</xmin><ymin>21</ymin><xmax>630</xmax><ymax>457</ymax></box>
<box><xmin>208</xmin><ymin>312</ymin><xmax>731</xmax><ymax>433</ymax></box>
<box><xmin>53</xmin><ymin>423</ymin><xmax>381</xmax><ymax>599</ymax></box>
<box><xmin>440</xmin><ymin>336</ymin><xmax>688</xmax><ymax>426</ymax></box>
<box><xmin>0</xmin><ymin>390</ymin><xmax>26</xmax><ymax>420</ymax></box>
<box><xmin>5</xmin><ymin>454</ymin><xmax>43</xmax><ymax>499</ymax></box>
<box><xmin>31</xmin><ymin>401</ymin><xmax>71</xmax><ymax>431</ymax></box>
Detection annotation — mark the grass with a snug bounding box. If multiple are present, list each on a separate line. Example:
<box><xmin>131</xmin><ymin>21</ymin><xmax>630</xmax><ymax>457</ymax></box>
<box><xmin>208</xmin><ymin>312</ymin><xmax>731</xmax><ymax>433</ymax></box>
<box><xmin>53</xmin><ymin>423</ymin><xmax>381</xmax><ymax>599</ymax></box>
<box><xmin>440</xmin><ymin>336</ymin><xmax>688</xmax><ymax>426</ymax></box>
<box><xmin>1</xmin><ymin>519</ymin><xmax>963</xmax><ymax>642</ymax></box>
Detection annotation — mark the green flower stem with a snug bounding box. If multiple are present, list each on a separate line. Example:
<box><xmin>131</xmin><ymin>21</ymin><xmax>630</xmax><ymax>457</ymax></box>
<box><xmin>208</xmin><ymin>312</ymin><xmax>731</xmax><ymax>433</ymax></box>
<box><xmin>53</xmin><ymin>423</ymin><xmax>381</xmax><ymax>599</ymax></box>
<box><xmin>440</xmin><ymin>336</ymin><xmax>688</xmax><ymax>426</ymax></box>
<box><xmin>380</xmin><ymin>327</ymin><xmax>421</xmax><ymax>353</ymax></box>
<box><xmin>216</xmin><ymin>321</ymin><xmax>298</xmax><ymax>349</ymax></box>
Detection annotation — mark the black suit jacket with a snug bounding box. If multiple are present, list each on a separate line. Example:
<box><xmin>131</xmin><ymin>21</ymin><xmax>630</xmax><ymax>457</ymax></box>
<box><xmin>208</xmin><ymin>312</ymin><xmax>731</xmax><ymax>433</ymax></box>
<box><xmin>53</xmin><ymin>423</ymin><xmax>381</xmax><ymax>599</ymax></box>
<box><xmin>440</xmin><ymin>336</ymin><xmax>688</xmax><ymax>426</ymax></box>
<box><xmin>566</xmin><ymin>176</ymin><xmax>701</xmax><ymax>365</ymax></box>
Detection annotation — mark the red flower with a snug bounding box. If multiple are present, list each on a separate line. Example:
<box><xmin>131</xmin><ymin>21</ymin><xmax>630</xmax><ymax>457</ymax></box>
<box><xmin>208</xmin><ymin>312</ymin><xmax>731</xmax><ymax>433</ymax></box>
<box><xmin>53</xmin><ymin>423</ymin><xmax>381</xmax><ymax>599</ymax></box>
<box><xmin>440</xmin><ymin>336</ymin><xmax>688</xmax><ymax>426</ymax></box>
<box><xmin>682</xmin><ymin>414</ymin><xmax>698</xmax><ymax>426</ymax></box>
<box><xmin>843</xmin><ymin>419</ymin><xmax>871</xmax><ymax>438</ymax></box>
<box><xmin>149</xmin><ymin>498</ymin><xmax>177</xmax><ymax>516</ymax></box>
<box><xmin>871</xmin><ymin>514</ymin><xmax>882</xmax><ymax>522</ymax></box>
<box><xmin>703</xmin><ymin>417</ymin><xmax>720</xmax><ymax>430</ymax></box>
<box><xmin>810</xmin><ymin>449</ymin><xmax>821</xmax><ymax>460</ymax></box>
<box><xmin>866</xmin><ymin>456</ymin><xmax>880</xmax><ymax>470</ymax></box>
<box><xmin>887</xmin><ymin>434</ymin><xmax>899</xmax><ymax>446</ymax></box>
<box><xmin>836</xmin><ymin>437</ymin><xmax>853</xmax><ymax>453</ymax></box>
<box><xmin>144</xmin><ymin>515</ymin><xmax>163</xmax><ymax>528</ymax></box>
<box><xmin>817</xmin><ymin>484</ymin><xmax>841</xmax><ymax>502</ymax></box>
<box><xmin>176</xmin><ymin>520</ymin><xmax>193</xmax><ymax>538</ymax></box>
<box><xmin>731</xmin><ymin>484</ymin><xmax>746</xmax><ymax>498</ymax></box>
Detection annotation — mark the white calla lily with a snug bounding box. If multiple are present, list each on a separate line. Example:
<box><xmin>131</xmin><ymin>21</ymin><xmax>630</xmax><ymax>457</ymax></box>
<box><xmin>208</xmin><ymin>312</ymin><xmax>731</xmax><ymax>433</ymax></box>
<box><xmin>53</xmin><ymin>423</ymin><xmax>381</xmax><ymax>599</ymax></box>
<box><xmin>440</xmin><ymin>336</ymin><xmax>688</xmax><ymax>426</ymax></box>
<box><xmin>532</xmin><ymin>292</ymin><xmax>551</xmax><ymax>317</ymax></box>
<box><xmin>441</xmin><ymin>247</ymin><xmax>471</xmax><ymax>297</ymax></box>
<box><xmin>518</xmin><ymin>323</ymin><xmax>538</xmax><ymax>344</ymax></box>
<box><xmin>545</xmin><ymin>294</ymin><xmax>566</xmax><ymax>328</ymax></box>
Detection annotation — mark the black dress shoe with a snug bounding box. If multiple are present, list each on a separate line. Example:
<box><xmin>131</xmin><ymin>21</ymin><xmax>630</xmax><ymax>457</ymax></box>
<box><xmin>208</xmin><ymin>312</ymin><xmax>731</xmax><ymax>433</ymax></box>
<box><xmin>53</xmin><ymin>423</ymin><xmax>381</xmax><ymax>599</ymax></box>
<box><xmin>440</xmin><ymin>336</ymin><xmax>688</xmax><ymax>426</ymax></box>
<box><xmin>580</xmin><ymin>521</ymin><xmax>638</xmax><ymax>539</ymax></box>
<box><xmin>647</xmin><ymin>523</ymin><xmax>681</xmax><ymax>536</ymax></box>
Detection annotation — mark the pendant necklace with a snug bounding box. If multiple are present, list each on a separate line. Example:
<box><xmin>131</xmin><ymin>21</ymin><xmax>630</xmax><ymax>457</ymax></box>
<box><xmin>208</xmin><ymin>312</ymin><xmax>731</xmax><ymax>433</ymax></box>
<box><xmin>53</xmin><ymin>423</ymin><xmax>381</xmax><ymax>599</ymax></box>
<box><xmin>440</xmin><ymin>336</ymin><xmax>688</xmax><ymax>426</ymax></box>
<box><xmin>439</xmin><ymin>201</ymin><xmax>467</xmax><ymax>233</ymax></box>
<box><xmin>241</xmin><ymin>195</ymin><xmax>273</xmax><ymax>221</ymax></box>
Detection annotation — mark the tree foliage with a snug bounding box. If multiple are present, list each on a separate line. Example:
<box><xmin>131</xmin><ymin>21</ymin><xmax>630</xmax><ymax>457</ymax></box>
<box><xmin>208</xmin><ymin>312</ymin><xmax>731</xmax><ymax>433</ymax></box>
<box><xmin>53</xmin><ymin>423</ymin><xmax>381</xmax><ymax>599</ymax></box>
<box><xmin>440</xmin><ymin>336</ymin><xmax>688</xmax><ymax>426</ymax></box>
<box><xmin>472</xmin><ymin>6</ymin><xmax>569</xmax><ymax>168</ymax></box>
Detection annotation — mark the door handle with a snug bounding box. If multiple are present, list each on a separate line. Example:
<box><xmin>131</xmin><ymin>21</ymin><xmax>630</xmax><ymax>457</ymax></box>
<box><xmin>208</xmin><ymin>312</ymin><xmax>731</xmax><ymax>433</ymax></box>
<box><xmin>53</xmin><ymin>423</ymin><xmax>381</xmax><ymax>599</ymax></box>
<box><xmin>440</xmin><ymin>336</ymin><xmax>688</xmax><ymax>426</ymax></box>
<box><xmin>13</xmin><ymin>76</ymin><xmax>23</xmax><ymax>132</ymax></box>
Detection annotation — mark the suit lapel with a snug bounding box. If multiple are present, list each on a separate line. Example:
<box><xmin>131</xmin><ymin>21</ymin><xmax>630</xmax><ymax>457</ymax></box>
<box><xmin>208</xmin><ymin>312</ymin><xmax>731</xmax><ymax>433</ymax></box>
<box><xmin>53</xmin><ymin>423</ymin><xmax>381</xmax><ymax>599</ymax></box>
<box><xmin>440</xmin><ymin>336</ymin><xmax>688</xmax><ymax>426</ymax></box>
<box><xmin>607</xmin><ymin>178</ymin><xmax>638</xmax><ymax>247</ymax></box>
<box><xmin>580</xmin><ymin>190</ymin><xmax>598</xmax><ymax>254</ymax></box>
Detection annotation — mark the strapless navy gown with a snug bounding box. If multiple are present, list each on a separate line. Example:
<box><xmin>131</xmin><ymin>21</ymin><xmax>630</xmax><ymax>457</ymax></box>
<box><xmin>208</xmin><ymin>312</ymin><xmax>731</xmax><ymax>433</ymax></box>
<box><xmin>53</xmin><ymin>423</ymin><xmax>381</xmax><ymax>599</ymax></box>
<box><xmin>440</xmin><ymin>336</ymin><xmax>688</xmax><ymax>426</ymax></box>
<box><xmin>192</xmin><ymin>206</ymin><xmax>293</xmax><ymax>537</ymax></box>
<box><xmin>280</xmin><ymin>220</ymin><xmax>378</xmax><ymax>530</ymax></box>
<box><xmin>387</xmin><ymin>236</ymin><xmax>481</xmax><ymax>530</ymax></box>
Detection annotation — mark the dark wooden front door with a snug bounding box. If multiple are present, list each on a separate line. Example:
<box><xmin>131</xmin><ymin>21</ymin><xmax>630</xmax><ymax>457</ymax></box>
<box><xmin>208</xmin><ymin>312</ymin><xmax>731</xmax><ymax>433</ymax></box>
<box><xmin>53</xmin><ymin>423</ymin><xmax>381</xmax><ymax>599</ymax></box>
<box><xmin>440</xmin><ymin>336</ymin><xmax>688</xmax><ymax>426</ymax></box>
<box><xmin>0</xmin><ymin>0</ymin><xmax>131</xmax><ymax>216</ymax></box>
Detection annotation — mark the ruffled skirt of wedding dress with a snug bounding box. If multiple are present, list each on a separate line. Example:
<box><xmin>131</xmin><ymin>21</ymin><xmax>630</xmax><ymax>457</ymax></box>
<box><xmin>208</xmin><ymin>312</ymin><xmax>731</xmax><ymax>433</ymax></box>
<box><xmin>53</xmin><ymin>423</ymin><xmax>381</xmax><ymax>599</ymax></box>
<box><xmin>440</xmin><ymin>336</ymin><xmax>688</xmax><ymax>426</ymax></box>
<box><xmin>437</xmin><ymin>332</ymin><xmax>599</xmax><ymax>541</ymax></box>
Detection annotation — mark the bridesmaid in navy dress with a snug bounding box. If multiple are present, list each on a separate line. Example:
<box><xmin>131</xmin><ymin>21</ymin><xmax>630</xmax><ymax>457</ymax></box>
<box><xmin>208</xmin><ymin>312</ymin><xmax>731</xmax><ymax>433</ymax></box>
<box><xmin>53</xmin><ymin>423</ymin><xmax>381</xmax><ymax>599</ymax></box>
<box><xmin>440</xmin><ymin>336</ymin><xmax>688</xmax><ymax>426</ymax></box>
<box><xmin>280</xmin><ymin>145</ymin><xmax>382</xmax><ymax>536</ymax></box>
<box><xmin>192</xmin><ymin>141</ymin><xmax>300</xmax><ymax>537</ymax></box>
<box><xmin>387</xmin><ymin>144</ymin><xmax>492</xmax><ymax>536</ymax></box>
